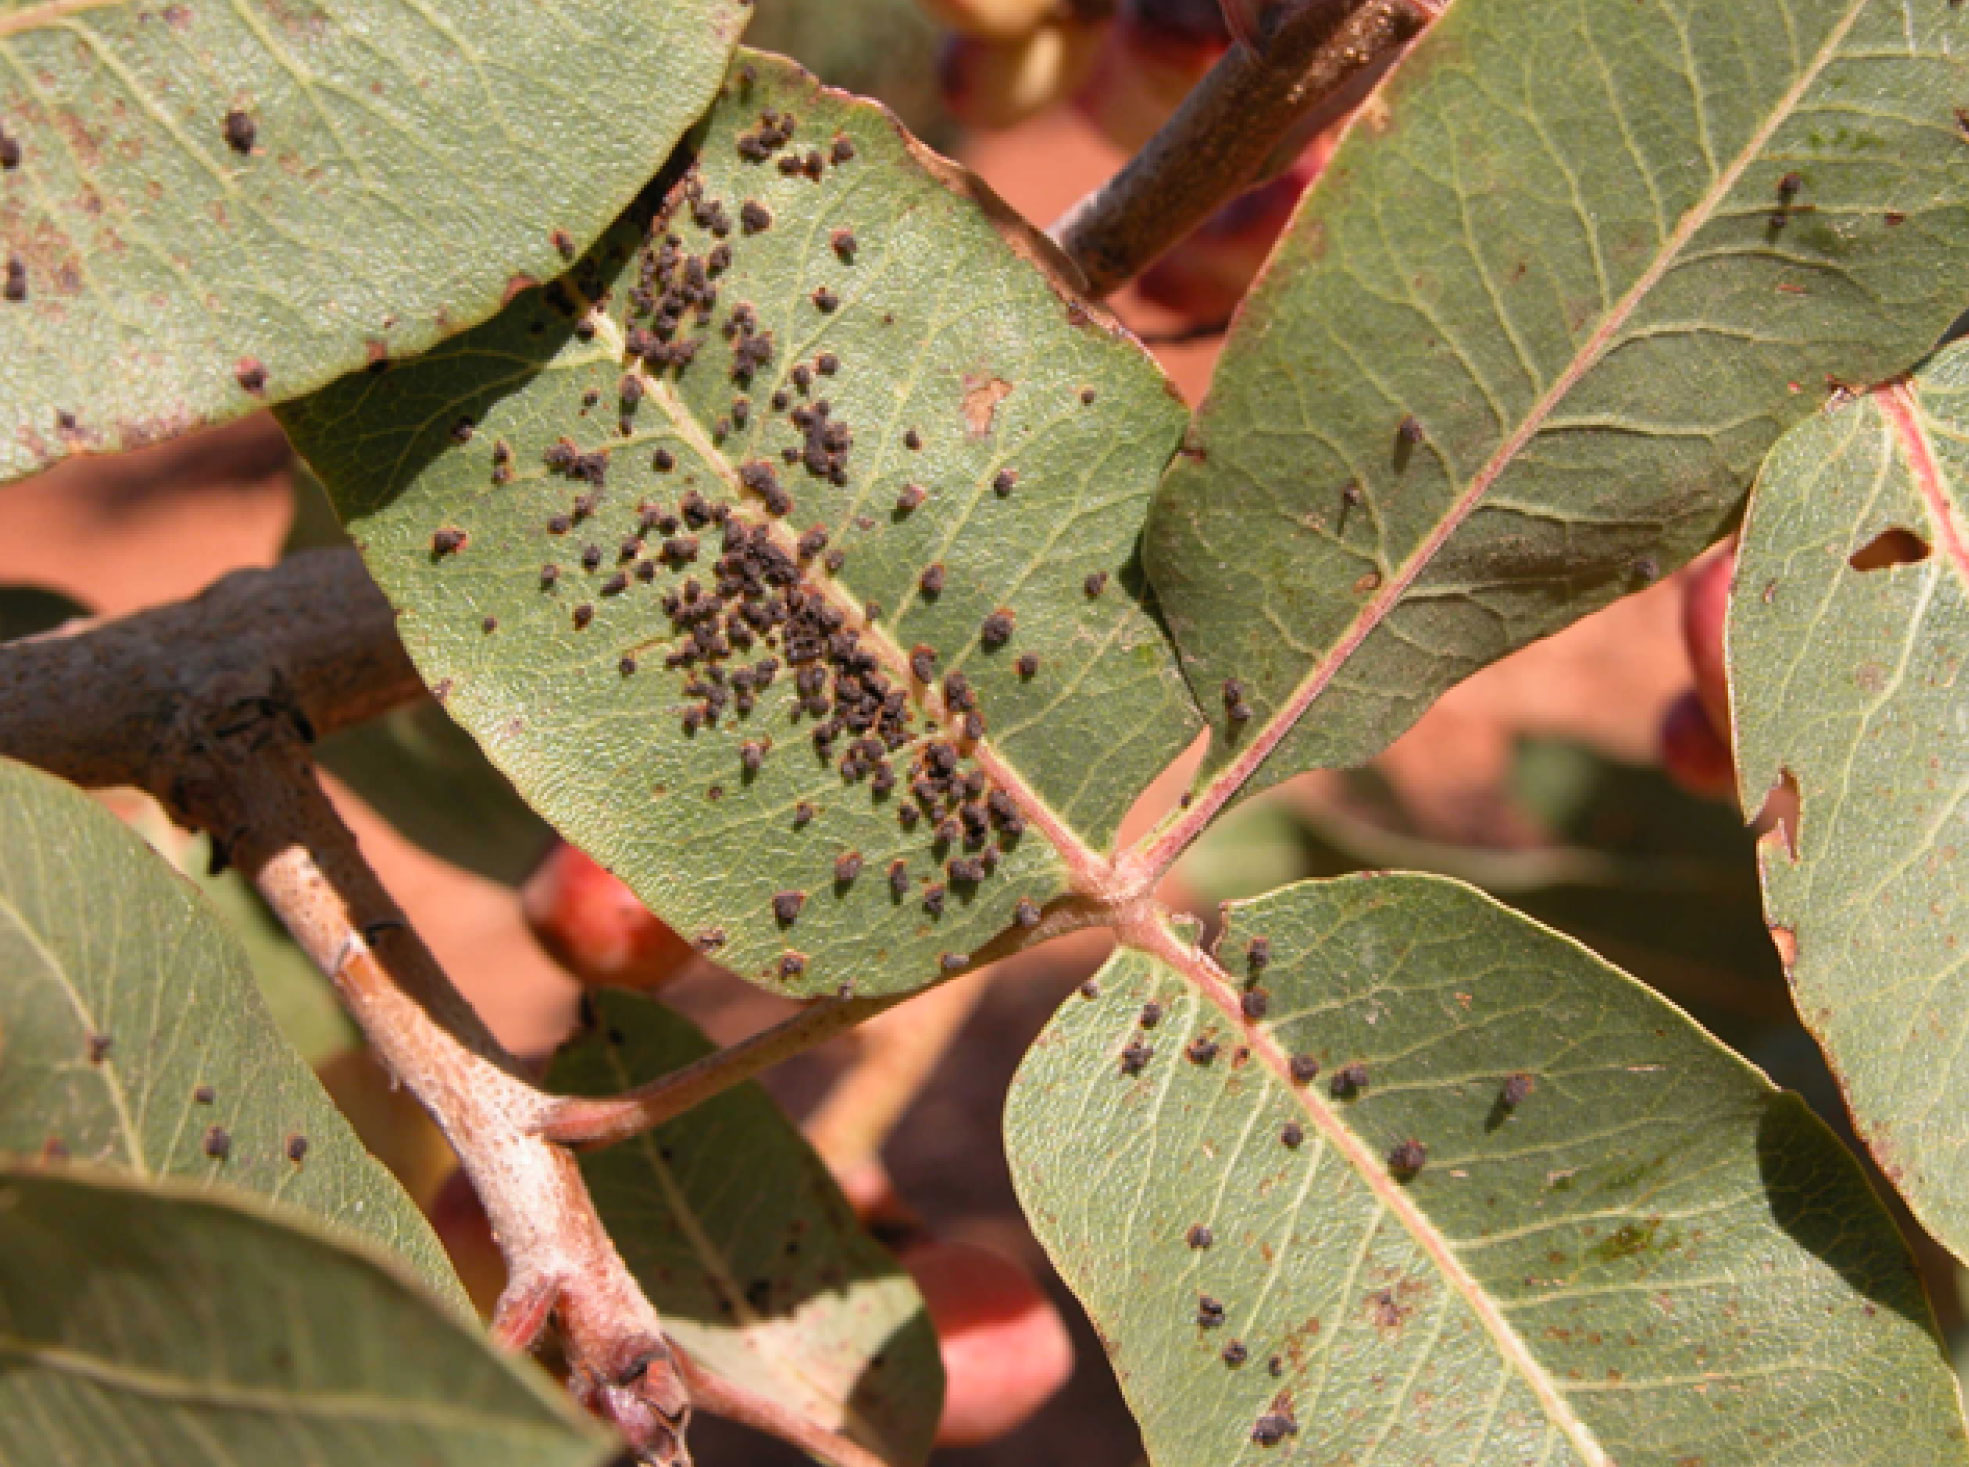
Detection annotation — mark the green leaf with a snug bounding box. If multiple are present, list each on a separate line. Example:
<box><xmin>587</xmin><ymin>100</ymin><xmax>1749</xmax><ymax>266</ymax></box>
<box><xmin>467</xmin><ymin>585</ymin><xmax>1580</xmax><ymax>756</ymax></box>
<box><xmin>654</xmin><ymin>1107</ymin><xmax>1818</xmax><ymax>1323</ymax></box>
<box><xmin>318</xmin><ymin>700</ymin><xmax>556</xmax><ymax>886</ymax></box>
<box><xmin>0</xmin><ymin>756</ymin><xmax>462</xmax><ymax>1302</ymax></box>
<box><xmin>1007</xmin><ymin>876</ymin><xmax>1966</xmax><ymax>1465</ymax></box>
<box><xmin>0</xmin><ymin>0</ymin><xmax>748</xmax><ymax>485</ymax></box>
<box><xmin>549</xmin><ymin>989</ymin><xmax>942</xmax><ymax>1466</ymax></box>
<box><xmin>0</xmin><ymin>1166</ymin><xmax>614</xmax><ymax>1466</ymax></box>
<box><xmin>284</xmin><ymin>51</ymin><xmax>1200</xmax><ymax>997</ymax></box>
<box><xmin>1729</xmin><ymin>340</ymin><xmax>1969</xmax><ymax>1264</ymax></box>
<box><xmin>1146</xmin><ymin>0</ymin><xmax>1969</xmax><ymax>806</ymax></box>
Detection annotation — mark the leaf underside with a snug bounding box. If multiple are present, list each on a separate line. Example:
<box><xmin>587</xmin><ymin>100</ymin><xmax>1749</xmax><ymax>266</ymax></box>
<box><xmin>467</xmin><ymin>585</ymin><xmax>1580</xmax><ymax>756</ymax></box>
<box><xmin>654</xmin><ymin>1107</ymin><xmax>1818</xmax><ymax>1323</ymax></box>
<box><xmin>1729</xmin><ymin>339</ymin><xmax>1969</xmax><ymax>1266</ymax></box>
<box><xmin>0</xmin><ymin>0</ymin><xmax>746</xmax><ymax>484</ymax></box>
<box><xmin>1007</xmin><ymin>876</ymin><xmax>1966</xmax><ymax>1466</ymax></box>
<box><xmin>549</xmin><ymin>990</ymin><xmax>943</xmax><ymax>1467</ymax></box>
<box><xmin>286</xmin><ymin>51</ymin><xmax>1201</xmax><ymax>998</ymax></box>
<box><xmin>0</xmin><ymin>756</ymin><xmax>462</xmax><ymax>1303</ymax></box>
<box><xmin>1148</xmin><ymin>0</ymin><xmax>1969</xmax><ymax>806</ymax></box>
<box><xmin>0</xmin><ymin>1167</ymin><xmax>611</xmax><ymax>1467</ymax></box>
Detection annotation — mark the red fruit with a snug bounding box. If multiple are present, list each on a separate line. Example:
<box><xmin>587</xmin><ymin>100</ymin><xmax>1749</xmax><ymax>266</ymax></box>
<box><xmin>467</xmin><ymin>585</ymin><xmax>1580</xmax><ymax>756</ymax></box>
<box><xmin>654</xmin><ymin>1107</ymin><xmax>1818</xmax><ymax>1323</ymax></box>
<box><xmin>1136</xmin><ymin>165</ymin><xmax>1311</xmax><ymax>321</ymax></box>
<box><xmin>521</xmin><ymin>842</ymin><xmax>695</xmax><ymax>988</ymax></box>
<box><xmin>898</xmin><ymin>1237</ymin><xmax>1075</xmax><ymax>1447</ymax></box>
<box><xmin>426</xmin><ymin>1166</ymin><xmax>507</xmax><ymax>1316</ymax></box>
<box><xmin>1659</xmin><ymin>687</ymin><xmax>1736</xmax><ymax>798</ymax></box>
<box><xmin>1681</xmin><ymin>540</ymin><xmax>1736</xmax><ymax>738</ymax></box>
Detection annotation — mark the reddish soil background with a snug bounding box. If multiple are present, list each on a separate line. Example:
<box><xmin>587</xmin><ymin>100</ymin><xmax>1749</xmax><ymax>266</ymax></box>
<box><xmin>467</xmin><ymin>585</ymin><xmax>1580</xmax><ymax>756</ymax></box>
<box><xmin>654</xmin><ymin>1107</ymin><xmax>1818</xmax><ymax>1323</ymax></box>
<box><xmin>0</xmin><ymin>107</ymin><xmax>1699</xmax><ymax>1466</ymax></box>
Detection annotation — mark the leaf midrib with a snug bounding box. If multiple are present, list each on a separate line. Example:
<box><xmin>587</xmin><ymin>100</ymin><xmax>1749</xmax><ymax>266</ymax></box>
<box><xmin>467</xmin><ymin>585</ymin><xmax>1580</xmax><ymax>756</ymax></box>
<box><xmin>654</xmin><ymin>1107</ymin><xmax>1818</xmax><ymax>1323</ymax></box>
<box><xmin>1130</xmin><ymin>916</ymin><xmax>1613</xmax><ymax>1467</ymax></box>
<box><xmin>0</xmin><ymin>0</ymin><xmax>128</xmax><ymax>41</ymax></box>
<box><xmin>1150</xmin><ymin>0</ymin><xmax>1873</xmax><ymax>863</ymax></box>
<box><xmin>578</xmin><ymin>299</ymin><xmax>1111</xmax><ymax>891</ymax></box>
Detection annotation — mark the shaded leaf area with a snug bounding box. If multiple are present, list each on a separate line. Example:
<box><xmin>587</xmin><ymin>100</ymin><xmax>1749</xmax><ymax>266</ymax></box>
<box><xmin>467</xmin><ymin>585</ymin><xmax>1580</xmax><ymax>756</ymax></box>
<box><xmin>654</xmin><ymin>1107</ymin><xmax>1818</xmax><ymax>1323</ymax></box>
<box><xmin>1730</xmin><ymin>341</ymin><xmax>1969</xmax><ymax>1265</ymax></box>
<box><xmin>0</xmin><ymin>757</ymin><xmax>461</xmax><ymax>1302</ymax></box>
<box><xmin>0</xmin><ymin>0</ymin><xmax>747</xmax><ymax>484</ymax></box>
<box><xmin>0</xmin><ymin>582</ymin><xmax>86</xmax><ymax>639</ymax></box>
<box><xmin>0</xmin><ymin>1167</ymin><xmax>610</xmax><ymax>1466</ymax></box>
<box><xmin>285</xmin><ymin>466</ymin><xmax>554</xmax><ymax>885</ymax></box>
<box><xmin>286</xmin><ymin>53</ymin><xmax>1200</xmax><ymax>998</ymax></box>
<box><xmin>1147</xmin><ymin>0</ymin><xmax>1969</xmax><ymax>806</ymax></box>
<box><xmin>1181</xmin><ymin>741</ymin><xmax>1791</xmax><ymax>1034</ymax></box>
<box><xmin>1007</xmin><ymin>877</ymin><xmax>1965</xmax><ymax>1465</ymax></box>
<box><xmin>318</xmin><ymin>701</ymin><xmax>556</xmax><ymax>886</ymax></box>
<box><xmin>124</xmin><ymin>799</ymin><xmax>357</xmax><ymax>1065</ymax></box>
<box><xmin>551</xmin><ymin>990</ymin><xmax>942</xmax><ymax>1466</ymax></box>
<box><xmin>747</xmin><ymin>0</ymin><xmax>956</xmax><ymax>151</ymax></box>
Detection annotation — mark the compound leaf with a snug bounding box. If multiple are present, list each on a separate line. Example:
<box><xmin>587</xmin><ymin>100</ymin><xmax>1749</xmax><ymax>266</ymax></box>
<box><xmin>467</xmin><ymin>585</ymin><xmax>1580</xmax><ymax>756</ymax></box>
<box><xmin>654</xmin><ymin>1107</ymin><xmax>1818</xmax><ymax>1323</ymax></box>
<box><xmin>1147</xmin><ymin>0</ymin><xmax>1969</xmax><ymax>807</ymax></box>
<box><xmin>1007</xmin><ymin>876</ymin><xmax>1966</xmax><ymax>1466</ymax></box>
<box><xmin>0</xmin><ymin>0</ymin><xmax>747</xmax><ymax>483</ymax></box>
<box><xmin>285</xmin><ymin>52</ymin><xmax>1200</xmax><ymax>998</ymax></box>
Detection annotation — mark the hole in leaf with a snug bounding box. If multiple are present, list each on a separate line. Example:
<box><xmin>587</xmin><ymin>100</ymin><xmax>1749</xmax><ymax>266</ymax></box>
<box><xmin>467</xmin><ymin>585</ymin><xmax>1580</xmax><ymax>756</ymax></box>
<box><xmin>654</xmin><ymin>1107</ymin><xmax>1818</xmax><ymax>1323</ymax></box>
<box><xmin>1848</xmin><ymin>527</ymin><xmax>1930</xmax><ymax>571</ymax></box>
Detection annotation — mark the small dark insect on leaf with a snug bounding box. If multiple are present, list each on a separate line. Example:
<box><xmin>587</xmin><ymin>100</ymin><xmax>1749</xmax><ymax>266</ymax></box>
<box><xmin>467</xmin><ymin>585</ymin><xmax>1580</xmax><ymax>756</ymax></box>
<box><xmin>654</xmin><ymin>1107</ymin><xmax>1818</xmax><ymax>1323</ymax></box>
<box><xmin>910</xmin><ymin>644</ymin><xmax>939</xmax><ymax>683</ymax></box>
<box><xmin>1186</xmin><ymin>1223</ymin><xmax>1213</xmax><ymax>1250</ymax></box>
<box><xmin>740</xmin><ymin>741</ymin><xmax>765</xmax><ymax>773</ymax></box>
<box><xmin>1119</xmin><ymin>1038</ymin><xmax>1152</xmax><ymax>1075</ymax></box>
<box><xmin>540</xmin><ymin>563</ymin><xmax>560</xmax><ymax>586</ymax></box>
<box><xmin>652</xmin><ymin>447</ymin><xmax>677</xmax><ymax>472</ymax></box>
<box><xmin>1397</xmin><ymin>414</ymin><xmax>1424</xmax><ymax>444</ymax></box>
<box><xmin>922</xmin><ymin>884</ymin><xmax>947</xmax><ymax>916</ymax></box>
<box><xmin>3</xmin><ymin>256</ymin><xmax>24</xmax><ymax>302</ymax></box>
<box><xmin>1777</xmin><ymin>170</ymin><xmax>1804</xmax><ymax>200</ymax></box>
<box><xmin>1500</xmin><ymin>1071</ymin><xmax>1536</xmax><ymax>1108</ymax></box>
<box><xmin>1186</xmin><ymin>1034</ymin><xmax>1219</xmax><ymax>1066</ymax></box>
<box><xmin>1252</xmin><ymin>1409</ymin><xmax>1298</xmax><ymax>1447</ymax></box>
<box><xmin>1079</xmin><ymin>978</ymin><xmax>1101</xmax><ymax>999</ymax></box>
<box><xmin>1015</xmin><ymin>653</ymin><xmax>1039</xmax><ymax>678</ymax></box>
<box><xmin>86</xmin><ymin>1032</ymin><xmax>112</xmax><ymax>1063</ymax></box>
<box><xmin>919</xmin><ymin>563</ymin><xmax>946</xmax><ymax>595</ymax></box>
<box><xmin>834</xmin><ymin>850</ymin><xmax>863</xmax><ymax>884</ymax></box>
<box><xmin>618</xmin><ymin>655</ymin><xmax>637</xmax><ymax>675</ymax></box>
<box><xmin>812</xmin><ymin>286</ymin><xmax>839</xmax><ymax>313</ymax></box>
<box><xmin>1279</xmin><ymin>1122</ymin><xmax>1305</xmax><ymax>1149</ymax></box>
<box><xmin>203</xmin><ymin>1125</ymin><xmax>233</xmax><ymax>1160</ymax></box>
<box><xmin>1221</xmin><ymin>1340</ymin><xmax>1248</xmax><ymax>1366</ymax></box>
<box><xmin>1080</xmin><ymin>387</ymin><xmax>1097</xmax><ymax>405</ymax></box>
<box><xmin>816</xmin><ymin>351</ymin><xmax>839</xmax><ymax>376</ymax></box>
<box><xmin>1246</xmin><ymin>935</ymin><xmax>1271</xmax><ymax>972</ymax></box>
<box><xmin>831</xmin><ymin>135</ymin><xmax>856</xmax><ymax>164</ymax></box>
<box><xmin>600</xmin><ymin>571</ymin><xmax>628</xmax><ymax>596</ymax></box>
<box><xmin>1631</xmin><ymin>555</ymin><xmax>1660</xmax><ymax>583</ymax></box>
<box><xmin>1196</xmin><ymin>1295</ymin><xmax>1226</xmax><ymax>1328</ymax></box>
<box><xmin>1240</xmin><ymin>989</ymin><xmax>1269</xmax><ymax>1020</ymax></box>
<box><xmin>552</xmin><ymin>228</ymin><xmax>577</xmax><ymax>261</ymax></box>
<box><xmin>1387</xmin><ymin>1138</ymin><xmax>1426</xmax><ymax>1179</ymax></box>
<box><xmin>572</xmin><ymin>603</ymin><xmax>594</xmax><ymax>629</ymax></box>
<box><xmin>888</xmin><ymin>859</ymin><xmax>910</xmax><ymax>897</ymax></box>
<box><xmin>904</xmin><ymin>429</ymin><xmax>923</xmax><ymax>450</ymax></box>
<box><xmin>235</xmin><ymin>359</ymin><xmax>269</xmax><ymax>394</ymax></box>
<box><xmin>778</xmin><ymin>951</ymin><xmax>808</xmax><ymax>979</ymax></box>
<box><xmin>979</xmin><ymin>610</ymin><xmax>1014</xmax><ymax>647</ymax></box>
<box><xmin>547</xmin><ymin>513</ymin><xmax>572</xmax><ymax>534</ymax></box>
<box><xmin>0</xmin><ymin>131</ymin><xmax>19</xmax><ymax>169</ymax></box>
<box><xmin>1287</xmin><ymin>1053</ymin><xmax>1320</xmax><ymax>1085</ymax></box>
<box><xmin>896</xmin><ymin>483</ymin><xmax>927</xmax><ymax>512</ymax></box>
<box><xmin>1014</xmin><ymin>896</ymin><xmax>1041</xmax><ymax>927</ymax></box>
<box><xmin>193</xmin><ymin>1084</ymin><xmax>216</xmax><ymax>1105</ymax></box>
<box><xmin>740</xmin><ymin>199</ymin><xmax>772</xmax><ymax>234</ymax></box>
<box><xmin>1083</xmin><ymin>570</ymin><xmax>1108</xmax><ymax>597</ymax></box>
<box><xmin>222</xmin><ymin>108</ymin><xmax>256</xmax><ymax>153</ymax></box>
<box><xmin>832</xmin><ymin>229</ymin><xmax>857</xmax><ymax>260</ymax></box>
<box><xmin>1330</xmin><ymin>1061</ymin><xmax>1369</xmax><ymax>1098</ymax></box>
<box><xmin>772</xmin><ymin>889</ymin><xmax>806</xmax><ymax>924</ymax></box>
<box><xmin>286</xmin><ymin>1134</ymin><xmax>310</xmax><ymax>1163</ymax></box>
<box><xmin>431</xmin><ymin>527</ymin><xmax>467</xmax><ymax>557</ymax></box>
<box><xmin>992</xmin><ymin>468</ymin><xmax>1018</xmax><ymax>497</ymax></box>
<box><xmin>1139</xmin><ymin>1000</ymin><xmax>1163</xmax><ymax>1029</ymax></box>
<box><xmin>794</xmin><ymin>802</ymin><xmax>817</xmax><ymax>828</ymax></box>
<box><xmin>939</xmin><ymin>952</ymin><xmax>969</xmax><ymax>972</ymax></box>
